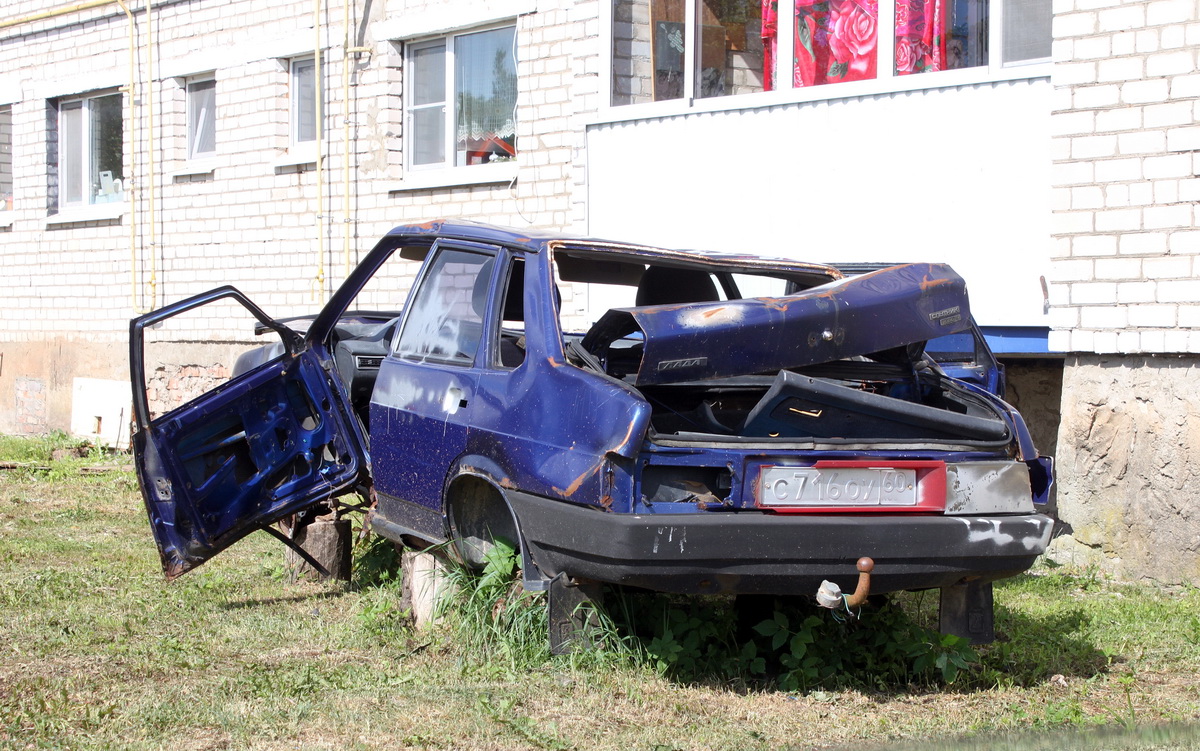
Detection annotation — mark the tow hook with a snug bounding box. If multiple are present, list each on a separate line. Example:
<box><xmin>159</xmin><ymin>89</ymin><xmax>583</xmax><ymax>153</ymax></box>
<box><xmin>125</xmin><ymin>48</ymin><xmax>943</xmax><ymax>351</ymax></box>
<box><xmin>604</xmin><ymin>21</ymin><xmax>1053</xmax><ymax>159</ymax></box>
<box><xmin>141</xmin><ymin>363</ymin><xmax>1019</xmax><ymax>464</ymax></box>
<box><xmin>815</xmin><ymin>557</ymin><xmax>875</xmax><ymax>618</ymax></box>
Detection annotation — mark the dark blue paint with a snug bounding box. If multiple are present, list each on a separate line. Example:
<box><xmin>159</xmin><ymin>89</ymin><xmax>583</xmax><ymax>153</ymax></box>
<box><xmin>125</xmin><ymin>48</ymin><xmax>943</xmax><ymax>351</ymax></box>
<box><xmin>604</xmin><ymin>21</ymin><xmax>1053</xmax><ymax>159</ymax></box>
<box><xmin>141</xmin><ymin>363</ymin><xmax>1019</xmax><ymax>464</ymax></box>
<box><xmin>129</xmin><ymin>287</ymin><xmax>365</xmax><ymax>577</ymax></box>
<box><xmin>584</xmin><ymin>263</ymin><xmax>973</xmax><ymax>386</ymax></box>
<box><xmin>980</xmin><ymin>326</ymin><xmax>1053</xmax><ymax>355</ymax></box>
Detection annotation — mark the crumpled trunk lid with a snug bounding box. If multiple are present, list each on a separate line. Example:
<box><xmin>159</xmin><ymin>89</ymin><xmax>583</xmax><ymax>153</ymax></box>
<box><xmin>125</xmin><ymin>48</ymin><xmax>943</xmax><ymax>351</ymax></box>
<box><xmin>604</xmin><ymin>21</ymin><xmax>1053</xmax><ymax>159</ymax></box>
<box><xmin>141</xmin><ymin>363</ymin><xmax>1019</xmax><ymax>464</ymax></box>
<box><xmin>582</xmin><ymin>263</ymin><xmax>971</xmax><ymax>386</ymax></box>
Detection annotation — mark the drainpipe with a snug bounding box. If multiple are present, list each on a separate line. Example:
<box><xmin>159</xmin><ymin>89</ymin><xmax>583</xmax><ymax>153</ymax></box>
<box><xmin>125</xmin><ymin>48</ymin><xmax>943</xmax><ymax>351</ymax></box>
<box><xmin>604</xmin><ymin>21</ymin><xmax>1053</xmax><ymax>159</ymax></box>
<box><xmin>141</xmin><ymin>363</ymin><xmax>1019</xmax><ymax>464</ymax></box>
<box><xmin>313</xmin><ymin>0</ymin><xmax>325</xmax><ymax>302</ymax></box>
<box><xmin>116</xmin><ymin>0</ymin><xmax>141</xmax><ymax>312</ymax></box>
<box><xmin>344</xmin><ymin>25</ymin><xmax>371</xmax><ymax>277</ymax></box>
<box><xmin>144</xmin><ymin>0</ymin><xmax>157</xmax><ymax>310</ymax></box>
<box><xmin>343</xmin><ymin>0</ymin><xmax>351</xmax><ymax>279</ymax></box>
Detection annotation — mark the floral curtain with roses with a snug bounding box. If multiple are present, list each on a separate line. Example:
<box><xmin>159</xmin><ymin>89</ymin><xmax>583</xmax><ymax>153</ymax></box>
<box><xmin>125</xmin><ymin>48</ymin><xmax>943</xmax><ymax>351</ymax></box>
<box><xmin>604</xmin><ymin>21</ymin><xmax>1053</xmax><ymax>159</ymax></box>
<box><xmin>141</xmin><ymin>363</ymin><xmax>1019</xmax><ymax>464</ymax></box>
<box><xmin>894</xmin><ymin>0</ymin><xmax>947</xmax><ymax>74</ymax></box>
<box><xmin>761</xmin><ymin>0</ymin><xmax>878</xmax><ymax>89</ymax></box>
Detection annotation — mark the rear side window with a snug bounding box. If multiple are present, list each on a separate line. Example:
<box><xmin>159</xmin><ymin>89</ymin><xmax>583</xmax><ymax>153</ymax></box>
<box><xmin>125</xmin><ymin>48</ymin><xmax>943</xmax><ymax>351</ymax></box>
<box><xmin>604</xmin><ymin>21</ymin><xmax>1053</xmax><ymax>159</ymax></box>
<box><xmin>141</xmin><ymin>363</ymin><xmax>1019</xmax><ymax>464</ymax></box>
<box><xmin>394</xmin><ymin>247</ymin><xmax>494</xmax><ymax>365</ymax></box>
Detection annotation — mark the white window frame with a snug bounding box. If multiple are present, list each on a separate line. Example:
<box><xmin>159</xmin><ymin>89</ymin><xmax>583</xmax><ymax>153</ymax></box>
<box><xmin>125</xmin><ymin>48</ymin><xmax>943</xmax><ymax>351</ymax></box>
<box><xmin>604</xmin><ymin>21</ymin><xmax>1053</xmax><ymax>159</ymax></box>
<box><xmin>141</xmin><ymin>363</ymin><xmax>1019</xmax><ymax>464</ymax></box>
<box><xmin>407</xmin><ymin>37</ymin><xmax>449</xmax><ymax>169</ymax></box>
<box><xmin>601</xmin><ymin>0</ymin><xmax>1051</xmax><ymax>117</ymax></box>
<box><xmin>56</xmin><ymin>91</ymin><xmax>123</xmax><ymax>211</ymax></box>
<box><xmin>186</xmin><ymin>76</ymin><xmax>216</xmax><ymax>160</ymax></box>
<box><xmin>290</xmin><ymin>56</ymin><xmax>321</xmax><ymax>146</ymax></box>
<box><xmin>0</xmin><ymin>104</ymin><xmax>12</xmax><ymax>220</ymax></box>
<box><xmin>402</xmin><ymin>23</ymin><xmax>518</xmax><ymax>181</ymax></box>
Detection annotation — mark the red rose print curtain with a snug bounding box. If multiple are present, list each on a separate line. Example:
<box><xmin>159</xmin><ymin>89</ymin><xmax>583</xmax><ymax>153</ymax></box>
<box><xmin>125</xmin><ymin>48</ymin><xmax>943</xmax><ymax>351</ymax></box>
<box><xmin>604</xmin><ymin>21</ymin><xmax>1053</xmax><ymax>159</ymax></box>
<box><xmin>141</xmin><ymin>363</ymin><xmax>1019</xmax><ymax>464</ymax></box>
<box><xmin>763</xmin><ymin>0</ymin><xmax>946</xmax><ymax>86</ymax></box>
<box><xmin>762</xmin><ymin>0</ymin><xmax>878</xmax><ymax>88</ymax></box>
<box><xmin>895</xmin><ymin>0</ymin><xmax>947</xmax><ymax>74</ymax></box>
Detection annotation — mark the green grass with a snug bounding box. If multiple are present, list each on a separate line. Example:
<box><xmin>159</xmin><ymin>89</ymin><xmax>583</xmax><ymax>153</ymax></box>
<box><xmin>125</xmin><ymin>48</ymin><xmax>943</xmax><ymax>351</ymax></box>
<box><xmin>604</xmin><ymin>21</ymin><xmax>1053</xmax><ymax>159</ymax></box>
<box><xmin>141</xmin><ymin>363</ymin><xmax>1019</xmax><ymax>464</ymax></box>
<box><xmin>1</xmin><ymin>437</ymin><xmax>1199</xmax><ymax>749</ymax></box>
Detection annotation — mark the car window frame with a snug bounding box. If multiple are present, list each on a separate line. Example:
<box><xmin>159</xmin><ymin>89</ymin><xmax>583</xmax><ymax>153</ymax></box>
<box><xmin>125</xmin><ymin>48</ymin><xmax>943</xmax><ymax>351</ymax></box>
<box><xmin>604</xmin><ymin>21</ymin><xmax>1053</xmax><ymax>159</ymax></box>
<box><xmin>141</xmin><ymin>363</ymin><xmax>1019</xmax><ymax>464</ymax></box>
<box><xmin>390</xmin><ymin>239</ymin><xmax>500</xmax><ymax>368</ymax></box>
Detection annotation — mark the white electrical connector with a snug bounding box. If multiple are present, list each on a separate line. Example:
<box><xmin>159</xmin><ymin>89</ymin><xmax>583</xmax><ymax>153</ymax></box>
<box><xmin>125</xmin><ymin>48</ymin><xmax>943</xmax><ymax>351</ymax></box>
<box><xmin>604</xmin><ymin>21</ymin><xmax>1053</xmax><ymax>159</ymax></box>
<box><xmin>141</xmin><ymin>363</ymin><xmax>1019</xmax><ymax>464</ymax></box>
<box><xmin>815</xmin><ymin>580</ymin><xmax>843</xmax><ymax>609</ymax></box>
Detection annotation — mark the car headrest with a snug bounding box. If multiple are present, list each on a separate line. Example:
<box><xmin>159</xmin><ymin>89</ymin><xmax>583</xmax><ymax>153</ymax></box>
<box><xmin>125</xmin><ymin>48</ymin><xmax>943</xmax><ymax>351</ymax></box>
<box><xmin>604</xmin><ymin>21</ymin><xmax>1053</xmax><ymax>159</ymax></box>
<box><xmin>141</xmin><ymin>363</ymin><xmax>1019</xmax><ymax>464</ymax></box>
<box><xmin>635</xmin><ymin>266</ymin><xmax>720</xmax><ymax>306</ymax></box>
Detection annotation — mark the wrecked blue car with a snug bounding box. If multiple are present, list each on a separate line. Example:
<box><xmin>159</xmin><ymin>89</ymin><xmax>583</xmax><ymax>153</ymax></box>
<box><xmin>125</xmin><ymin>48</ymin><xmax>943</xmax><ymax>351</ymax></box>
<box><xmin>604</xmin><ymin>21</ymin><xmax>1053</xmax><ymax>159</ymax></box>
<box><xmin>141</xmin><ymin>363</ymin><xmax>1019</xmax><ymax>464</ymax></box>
<box><xmin>130</xmin><ymin>221</ymin><xmax>1053</xmax><ymax>647</ymax></box>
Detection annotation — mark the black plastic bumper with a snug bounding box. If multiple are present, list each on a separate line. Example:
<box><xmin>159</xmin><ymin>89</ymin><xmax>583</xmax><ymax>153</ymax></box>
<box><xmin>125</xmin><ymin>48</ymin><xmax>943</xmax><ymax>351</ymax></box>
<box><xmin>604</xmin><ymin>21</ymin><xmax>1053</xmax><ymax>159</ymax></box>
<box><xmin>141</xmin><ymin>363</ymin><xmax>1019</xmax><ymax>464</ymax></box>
<box><xmin>506</xmin><ymin>491</ymin><xmax>1054</xmax><ymax>596</ymax></box>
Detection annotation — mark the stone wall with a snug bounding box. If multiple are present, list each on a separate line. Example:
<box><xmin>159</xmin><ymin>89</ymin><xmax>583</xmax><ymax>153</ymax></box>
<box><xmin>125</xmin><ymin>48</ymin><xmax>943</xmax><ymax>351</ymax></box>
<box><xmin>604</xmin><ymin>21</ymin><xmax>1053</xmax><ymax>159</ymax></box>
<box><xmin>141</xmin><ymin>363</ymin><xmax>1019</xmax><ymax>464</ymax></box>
<box><xmin>1048</xmin><ymin>354</ymin><xmax>1200</xmax><ymax>584</ymax></box>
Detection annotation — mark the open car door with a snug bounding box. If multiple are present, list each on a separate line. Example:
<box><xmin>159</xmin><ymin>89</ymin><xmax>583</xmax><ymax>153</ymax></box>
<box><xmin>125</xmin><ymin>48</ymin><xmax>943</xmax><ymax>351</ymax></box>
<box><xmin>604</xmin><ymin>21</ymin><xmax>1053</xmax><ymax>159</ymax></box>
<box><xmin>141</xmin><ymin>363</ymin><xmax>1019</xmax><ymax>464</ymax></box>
<box><xmin>130</xmin><ymin>286</ymin><xmax>368</xmax><ymax>579</ymax></box>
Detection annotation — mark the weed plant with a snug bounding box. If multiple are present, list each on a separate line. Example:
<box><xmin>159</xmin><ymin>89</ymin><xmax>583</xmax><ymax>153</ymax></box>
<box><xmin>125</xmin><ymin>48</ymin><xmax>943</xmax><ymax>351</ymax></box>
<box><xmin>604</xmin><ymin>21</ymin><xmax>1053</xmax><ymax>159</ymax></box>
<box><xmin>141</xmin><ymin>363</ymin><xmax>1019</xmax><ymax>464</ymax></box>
<box><xmin>429</xmin><ymin>542</ymin><xmax>976</xmax><ymax>691</ymax></box>
<box><xmin>605</xmin><ymin>589</ymin><xmax>976</xmax><ymax>690</ymax></box>
<box><xmin>437</xmin><ymin>540</ymin><xmax>553</xmax><ymax>675</ymax></box>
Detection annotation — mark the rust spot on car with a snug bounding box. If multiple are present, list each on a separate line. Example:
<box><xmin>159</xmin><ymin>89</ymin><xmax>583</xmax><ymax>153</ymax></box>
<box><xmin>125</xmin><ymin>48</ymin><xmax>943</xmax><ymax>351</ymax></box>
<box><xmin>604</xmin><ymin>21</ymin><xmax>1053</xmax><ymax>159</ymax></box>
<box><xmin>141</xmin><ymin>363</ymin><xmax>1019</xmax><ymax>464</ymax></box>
<box><xmin>919</xmin><ymin>274</ymin><xmax>955</xmax><ymax>291</ymax></box>
<box><xmin>610</xmin><ymin>420</ymin><xmax>641</xmax><ymax>456</ymax></box>
<box><xmin>553</xmin><ymin>469</ymin><xmax>592</xmax><ymax>498</ymax></box>
<box><xmin>162</xmin><ymin>559</ymin><xmax>186</xmax><ymax>581</ymax></box>
<box><xmin>553</xmin><ymin>457</ymin><xmax>605</xmax><ymax>498</ymax></box>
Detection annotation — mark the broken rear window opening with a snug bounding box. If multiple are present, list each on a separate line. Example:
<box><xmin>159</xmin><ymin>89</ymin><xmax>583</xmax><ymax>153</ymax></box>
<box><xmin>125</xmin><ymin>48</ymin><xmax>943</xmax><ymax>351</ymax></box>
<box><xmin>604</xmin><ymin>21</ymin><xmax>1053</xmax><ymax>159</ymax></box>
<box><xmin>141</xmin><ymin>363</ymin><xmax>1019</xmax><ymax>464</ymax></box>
<box><xmin>554</xmin><ymin>248</ymin><xmax>1009</xmax><ymax>446</ymax></box>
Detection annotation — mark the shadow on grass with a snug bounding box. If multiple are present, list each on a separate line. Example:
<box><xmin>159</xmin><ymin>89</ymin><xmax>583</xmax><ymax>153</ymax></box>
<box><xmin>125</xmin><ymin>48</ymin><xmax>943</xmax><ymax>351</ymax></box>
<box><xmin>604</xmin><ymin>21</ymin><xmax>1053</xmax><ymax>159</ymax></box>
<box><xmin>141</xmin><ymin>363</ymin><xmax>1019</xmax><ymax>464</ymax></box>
<box><xmin>981</xmin><ymin>603</ymin><xmax>1109</xmax><ymax>686</ymax></box>
<box><xmin>219</xmin><ymin>589</ymin><xmax>349</xmax><ymax>611</ymax></box>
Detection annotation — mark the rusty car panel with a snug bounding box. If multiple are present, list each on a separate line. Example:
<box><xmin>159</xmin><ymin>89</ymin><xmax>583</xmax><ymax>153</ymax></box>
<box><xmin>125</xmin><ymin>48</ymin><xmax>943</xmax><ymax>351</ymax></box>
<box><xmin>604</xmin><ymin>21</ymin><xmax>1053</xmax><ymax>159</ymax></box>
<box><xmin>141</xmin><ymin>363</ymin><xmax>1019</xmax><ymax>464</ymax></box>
<box><xmin>581</xmin><ymin>263</ymin><xmax>972</xmax><ymax>386</ymax></box>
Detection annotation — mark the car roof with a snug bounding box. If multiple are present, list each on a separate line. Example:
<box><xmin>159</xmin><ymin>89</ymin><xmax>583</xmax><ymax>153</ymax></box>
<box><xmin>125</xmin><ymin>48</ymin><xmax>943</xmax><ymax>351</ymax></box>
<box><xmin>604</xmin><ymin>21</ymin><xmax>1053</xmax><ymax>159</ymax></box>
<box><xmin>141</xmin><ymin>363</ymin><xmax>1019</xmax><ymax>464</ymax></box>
<box><xmin>382</xmin><ymin>220</ymin><xmax>842</xmax><ymax>281</ymax></box>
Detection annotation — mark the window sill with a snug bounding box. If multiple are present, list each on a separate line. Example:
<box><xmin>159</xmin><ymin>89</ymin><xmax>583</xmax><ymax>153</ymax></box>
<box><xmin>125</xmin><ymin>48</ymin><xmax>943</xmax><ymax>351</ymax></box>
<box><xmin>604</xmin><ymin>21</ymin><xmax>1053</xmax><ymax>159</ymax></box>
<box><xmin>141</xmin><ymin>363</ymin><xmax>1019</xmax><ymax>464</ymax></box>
<box><xmin>390</xmin><ymin>162</ymin><xmax>517</xmax><ymax>192</ymax></box>
<box><xmin>46</xmin><ymin>202</ymin><xmax>126</xmax><ymax>226</ymax></box>
<box><xmin>171</xmin><ymin>158</ymin><xmax>219</xmax><ymax>178</ymax></box>
<box><xmin>0</xmin><ymin>210</ymin><xmax>12</xmax><ymax>229</ymax></box>
<box><xmin>272</xmin><ymin>145</ymin><xmax>321</xmax><ymax>169</ymax></box>
<box><xmin>589</xmin><ymin>62</ymin><xmax>1052</xmax><ymax>127</ymax></box>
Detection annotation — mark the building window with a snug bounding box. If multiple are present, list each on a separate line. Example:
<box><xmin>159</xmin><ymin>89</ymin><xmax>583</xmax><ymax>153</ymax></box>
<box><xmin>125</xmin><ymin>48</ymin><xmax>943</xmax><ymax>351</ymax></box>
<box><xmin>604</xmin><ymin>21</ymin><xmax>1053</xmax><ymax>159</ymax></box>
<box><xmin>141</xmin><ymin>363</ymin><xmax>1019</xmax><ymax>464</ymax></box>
<box><xmin>0</xmin><ymin>105</ymin><xmax>12</xmax><ymax>211</ymax></box>
<box><xmin>611</xmin><ymin>0</ymin><xmax>1049</xmax><ymax>104</ymax></box>
<box><xmin>613</xmin><ymin>0</ymin><xmax>764</xmax><ymax>103</ymax></box>
<box><xmin>406</xmin><ymin>25</ymin><xmax>518</xmax><ymax>170</ymax></box>
<box><xmin>186</xmin><ymin>77</ymin><xmax>216</xmax><ymax>159</ymax></box>
<box><xmin>291</xmin><ymin>57</ymin><xmax>321</xmax><ymax>144</ymax></box>
<box><xmin>57</xmin><ymin>92</ymin><xmax>123</xmax><ymax>207</ymax></box>
<box><xmin>1001</xmin><ymin>0</ymin><xmax>1052</xmax><ymax>64</ymax></box>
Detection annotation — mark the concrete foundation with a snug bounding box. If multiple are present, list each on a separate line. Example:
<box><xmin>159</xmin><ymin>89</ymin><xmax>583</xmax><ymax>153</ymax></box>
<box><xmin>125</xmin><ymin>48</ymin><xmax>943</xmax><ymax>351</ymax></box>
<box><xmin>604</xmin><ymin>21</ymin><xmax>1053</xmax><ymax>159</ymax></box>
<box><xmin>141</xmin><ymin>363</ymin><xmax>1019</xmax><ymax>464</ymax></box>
<box><xmin>1048</xmin><ymin>355</ymin><xmax>1200</xmax><ymax>585</ymax></box>
<box><xmin>0</xmin><ymin>338</ymin><xmax>256</xmax><ymax>440</ymax></box>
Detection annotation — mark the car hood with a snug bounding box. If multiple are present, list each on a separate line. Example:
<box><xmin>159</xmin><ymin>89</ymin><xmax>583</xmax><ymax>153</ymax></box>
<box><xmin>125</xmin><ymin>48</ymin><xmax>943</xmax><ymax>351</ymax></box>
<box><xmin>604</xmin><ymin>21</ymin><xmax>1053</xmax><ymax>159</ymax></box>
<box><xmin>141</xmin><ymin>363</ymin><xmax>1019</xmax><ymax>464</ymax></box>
<box><xmin>581</xmin><ymin>262</ymin><xmax>972</xmax><ymax>386</ymax></box>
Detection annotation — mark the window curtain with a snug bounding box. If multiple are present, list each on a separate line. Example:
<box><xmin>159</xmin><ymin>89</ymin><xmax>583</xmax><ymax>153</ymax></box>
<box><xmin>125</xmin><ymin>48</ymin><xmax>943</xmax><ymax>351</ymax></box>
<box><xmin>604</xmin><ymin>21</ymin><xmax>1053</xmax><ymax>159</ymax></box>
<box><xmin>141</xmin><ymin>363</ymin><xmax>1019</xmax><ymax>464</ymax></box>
<box><xmin>895</xmin><ymin>0</ymin><xmax>947</xmax><ymax>74</ymax></box>
<box><xmin>762</xmin><ymin>0</ymin><xmax>878</xmax><ymax>89</ymax></box>
<box><xmin>455</xmin><ymin>27</ymin><xmax>517</xmax><ymax>163</ymax></box>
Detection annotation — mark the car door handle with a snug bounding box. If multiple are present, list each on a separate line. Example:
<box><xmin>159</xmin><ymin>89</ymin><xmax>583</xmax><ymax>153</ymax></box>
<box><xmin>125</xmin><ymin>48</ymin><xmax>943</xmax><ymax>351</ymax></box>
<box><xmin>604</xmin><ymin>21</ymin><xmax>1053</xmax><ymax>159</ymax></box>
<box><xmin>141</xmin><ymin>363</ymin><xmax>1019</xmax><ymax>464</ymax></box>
<box><xmin>442</xmin><ymin>387</ymin><xmax>467</xmax><ymax>414</ymax></box>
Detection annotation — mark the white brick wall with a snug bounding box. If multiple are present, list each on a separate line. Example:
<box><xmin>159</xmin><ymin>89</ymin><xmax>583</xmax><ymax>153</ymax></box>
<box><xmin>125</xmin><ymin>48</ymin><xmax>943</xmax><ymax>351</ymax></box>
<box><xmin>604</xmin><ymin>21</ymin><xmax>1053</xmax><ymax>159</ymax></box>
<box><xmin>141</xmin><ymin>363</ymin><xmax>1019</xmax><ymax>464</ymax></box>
<box><xmin>1050</xmin><ymin>0</ymin><xmax>1200</xmax><ymax>353</ymax></box>
<box><xmin>0</xmin><ymin>0</ymin><xmax>594</xmax><ymax>346</ymax></box>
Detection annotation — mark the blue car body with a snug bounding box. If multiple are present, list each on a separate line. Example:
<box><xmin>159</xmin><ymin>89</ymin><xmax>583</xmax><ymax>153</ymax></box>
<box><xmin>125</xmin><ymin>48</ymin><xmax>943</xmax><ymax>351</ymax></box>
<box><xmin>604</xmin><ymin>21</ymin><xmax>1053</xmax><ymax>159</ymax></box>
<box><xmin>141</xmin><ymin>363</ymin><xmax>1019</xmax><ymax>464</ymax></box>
<box><xmin>131</xmin><ymin>222</ymin><xmax>1053</xmax><ymax>622</ymax></box>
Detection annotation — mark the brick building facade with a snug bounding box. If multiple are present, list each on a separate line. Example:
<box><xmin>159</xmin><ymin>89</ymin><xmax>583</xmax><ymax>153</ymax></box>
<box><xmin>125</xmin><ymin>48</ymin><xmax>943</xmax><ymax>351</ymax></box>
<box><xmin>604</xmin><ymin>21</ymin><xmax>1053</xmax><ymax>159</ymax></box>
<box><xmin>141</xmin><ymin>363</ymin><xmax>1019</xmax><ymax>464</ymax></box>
<box><xmin>0</xmin><ymin>0</ymin><xmax>597</xmax><ymax>443</ymax></box>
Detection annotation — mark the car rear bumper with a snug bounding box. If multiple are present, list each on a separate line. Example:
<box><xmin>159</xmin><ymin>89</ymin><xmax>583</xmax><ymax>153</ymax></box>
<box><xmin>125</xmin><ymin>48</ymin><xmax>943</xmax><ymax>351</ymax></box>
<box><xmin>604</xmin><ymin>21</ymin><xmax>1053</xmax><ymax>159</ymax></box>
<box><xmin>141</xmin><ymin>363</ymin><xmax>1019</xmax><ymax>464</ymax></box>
<box><xmin>506</xmin><ymin>491</ymin><xmax>1054</xmax><ymax>595</ymax></box>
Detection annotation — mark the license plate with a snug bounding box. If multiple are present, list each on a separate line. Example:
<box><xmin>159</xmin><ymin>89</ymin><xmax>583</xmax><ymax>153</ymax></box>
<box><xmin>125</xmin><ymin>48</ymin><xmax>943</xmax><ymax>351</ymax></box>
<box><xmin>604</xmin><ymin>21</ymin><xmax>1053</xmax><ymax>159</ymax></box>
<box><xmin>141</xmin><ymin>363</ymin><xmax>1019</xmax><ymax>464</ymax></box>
<box><xmin>759</xmin><ymin>466</ymin><xmax>917</xmax><ymax>507</ymax></box>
